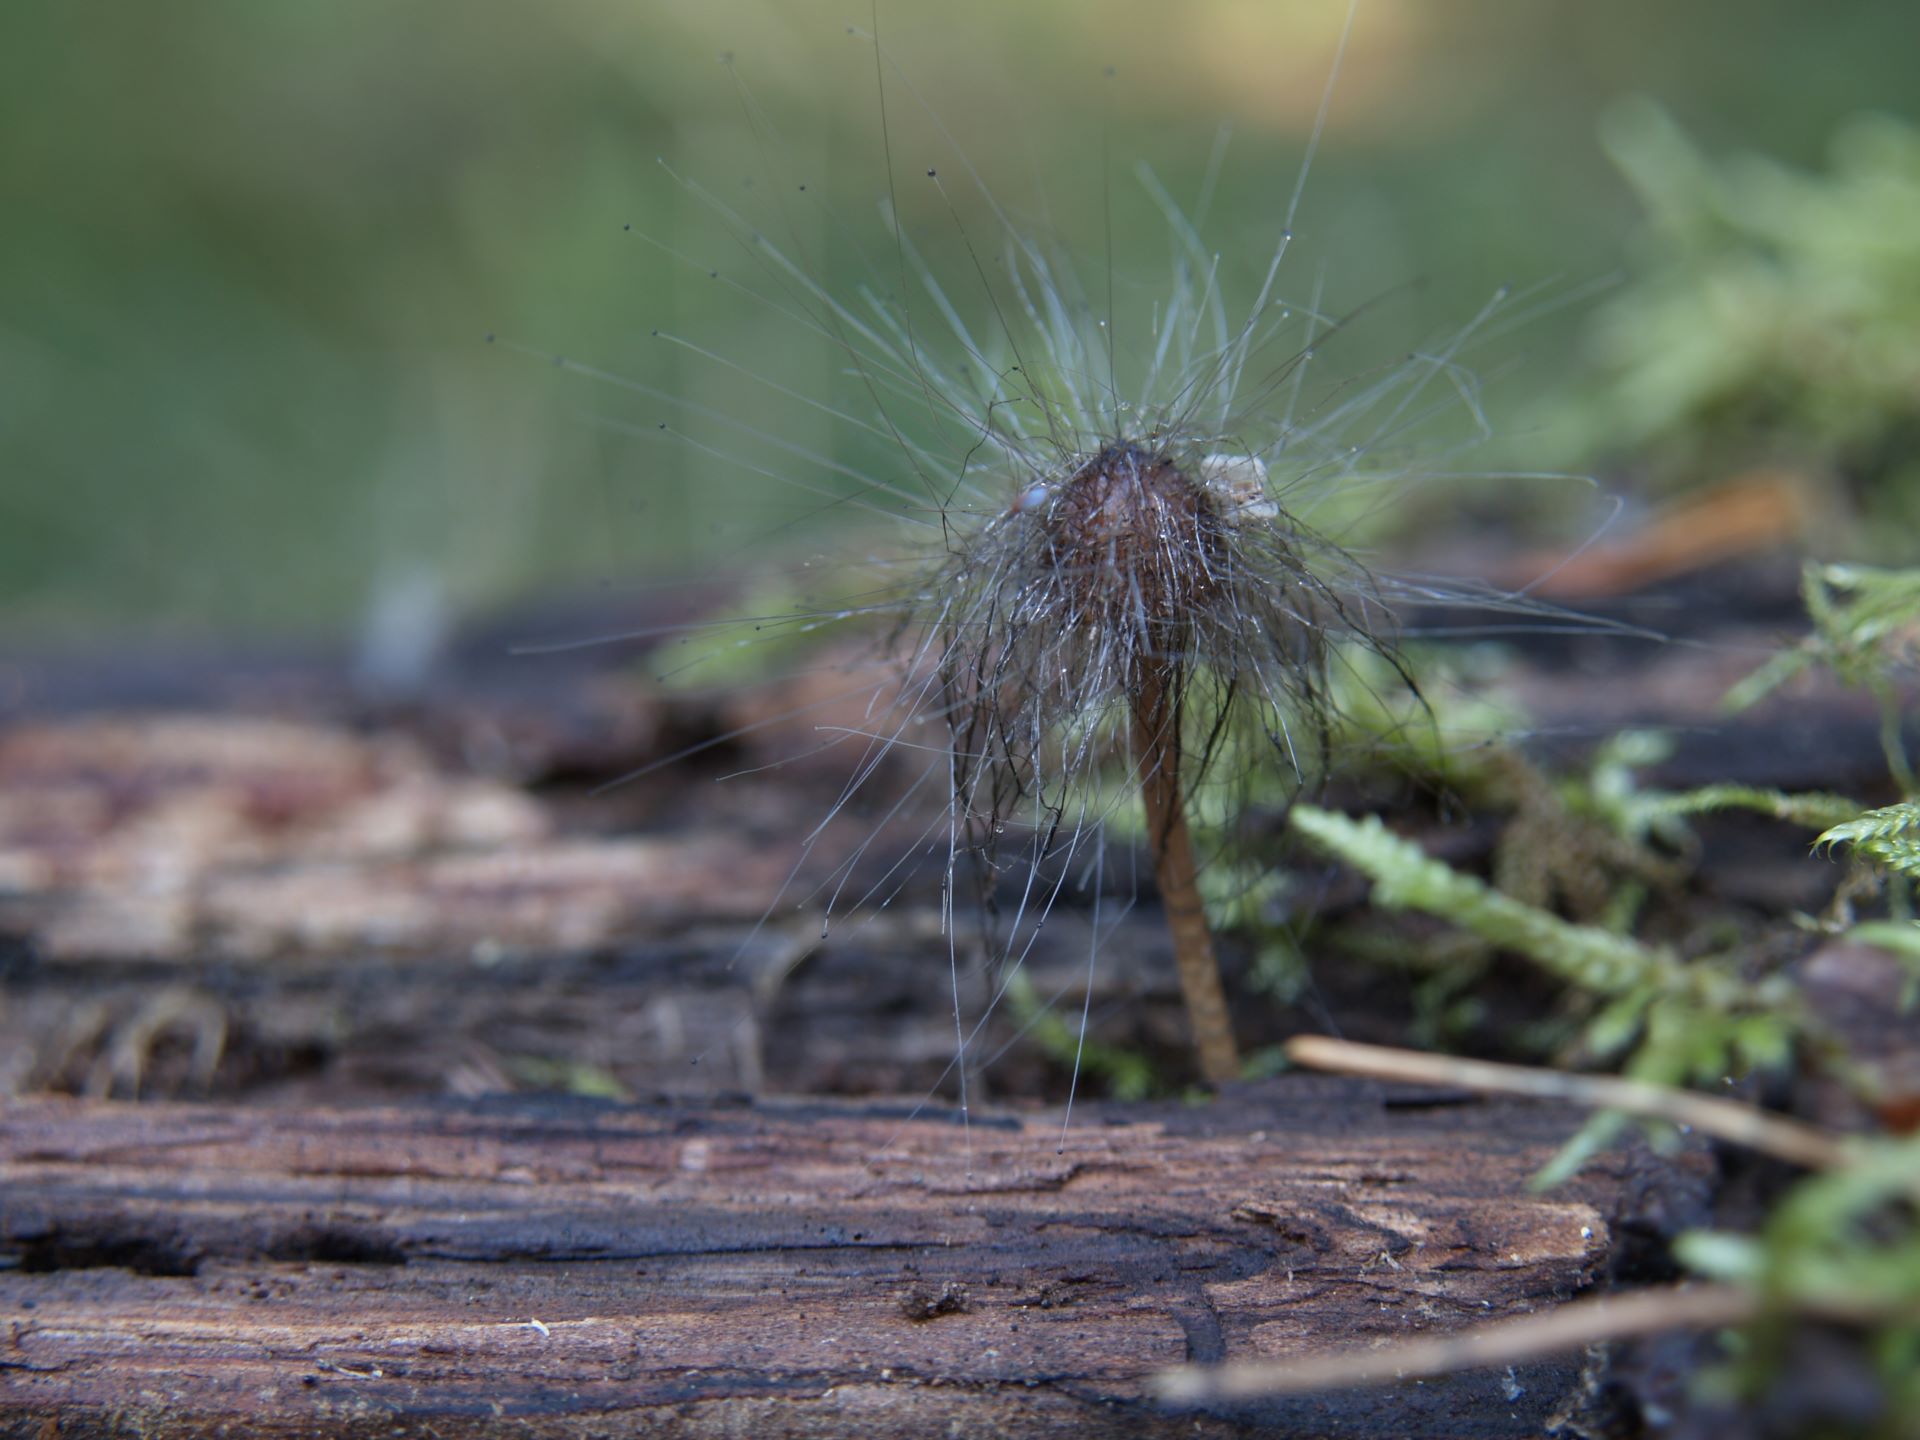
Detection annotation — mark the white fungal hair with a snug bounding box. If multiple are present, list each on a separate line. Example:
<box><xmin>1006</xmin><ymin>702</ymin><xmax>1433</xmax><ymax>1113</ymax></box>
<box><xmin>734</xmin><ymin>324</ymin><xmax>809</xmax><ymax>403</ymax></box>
<box><xmin>511</xmin><ymin>2</ymin><xmax>1625</xmax><ymax>1120</ymax></box>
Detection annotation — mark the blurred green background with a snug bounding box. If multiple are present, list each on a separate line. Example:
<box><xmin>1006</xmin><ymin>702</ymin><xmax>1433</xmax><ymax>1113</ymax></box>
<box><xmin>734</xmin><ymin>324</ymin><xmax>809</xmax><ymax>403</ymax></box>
<box><xmin>4</xmin><ymin>0</ymin><xmax>1917</xmax><ymax>646</ymax></box>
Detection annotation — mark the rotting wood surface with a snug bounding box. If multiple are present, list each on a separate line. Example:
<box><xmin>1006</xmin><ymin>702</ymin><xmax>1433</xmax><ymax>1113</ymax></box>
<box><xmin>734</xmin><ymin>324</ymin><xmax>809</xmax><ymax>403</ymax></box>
<box><xmin>0</xmin><ymin>568</ymin><xmax>1895</xmax><ymax>1436</ymax></box>
<box><xmin>0</xmin><ymin>670</ymin><xmax>1898</xmax><ymax>1107</ymax></box>
<box><xmin>0</xmin><ymin>1084</ymin><xmax>1699</xmax><ymax>1438</ymax></box>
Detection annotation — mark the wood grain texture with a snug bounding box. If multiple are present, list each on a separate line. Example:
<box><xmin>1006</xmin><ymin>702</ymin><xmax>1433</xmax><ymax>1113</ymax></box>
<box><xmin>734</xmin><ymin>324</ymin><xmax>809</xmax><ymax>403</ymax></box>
<box><xmin>0</xmin><ymin>1084</ymin><xmax>1708</xmax><ymax>1437</ymax></box>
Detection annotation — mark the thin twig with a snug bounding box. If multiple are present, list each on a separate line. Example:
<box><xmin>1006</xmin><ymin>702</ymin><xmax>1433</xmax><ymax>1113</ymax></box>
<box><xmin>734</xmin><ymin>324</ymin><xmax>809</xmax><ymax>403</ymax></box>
<box><xmin>1154</xmin><ymin>1283</ymin><xmax>1759</xmax><ymax>1402</ymax></box>
<box><xmin>1285</xmin><ymin>1035</ymin><xmax>1851</xmax><ymax>1171</ymax></box>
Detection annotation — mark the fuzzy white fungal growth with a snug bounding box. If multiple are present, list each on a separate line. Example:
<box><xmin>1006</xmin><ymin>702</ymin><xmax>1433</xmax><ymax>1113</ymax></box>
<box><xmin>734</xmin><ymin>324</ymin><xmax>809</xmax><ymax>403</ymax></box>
<box><xmin>1198</xmin><ymin>454</ymin><xmax>1279</xmax><ymax>523</ymax></box>
<box><xmin>516</xmin><ymin>0</ymin><xmax>1611</xmax><ymax>1125</ymax></box>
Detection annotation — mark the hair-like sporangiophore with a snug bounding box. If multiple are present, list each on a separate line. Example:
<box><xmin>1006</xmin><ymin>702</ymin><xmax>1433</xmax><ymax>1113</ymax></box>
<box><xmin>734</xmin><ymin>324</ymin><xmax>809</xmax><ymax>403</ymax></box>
<box><xmin>504</xmin><ymin>0</ymin><xmax>1627</xmax><ymax>1142</ymax></box>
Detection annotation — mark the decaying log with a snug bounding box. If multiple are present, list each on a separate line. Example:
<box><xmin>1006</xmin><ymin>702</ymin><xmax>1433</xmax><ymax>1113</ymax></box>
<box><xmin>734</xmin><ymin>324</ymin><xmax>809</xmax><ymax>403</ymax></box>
<box><xmin>0</xmin><ymin>575</ymin><xmax>1889</xmax><ymax>1436</ymax></box>
<box><xmin>0</xmin><ymin>687</ymin><xmax>1888</xmax><ymax>1110</ymax></box>
<box><xmin>0</xmin><ymin>1084</ymin><xmax>1703</xmax><ymax>1438</ymax></box>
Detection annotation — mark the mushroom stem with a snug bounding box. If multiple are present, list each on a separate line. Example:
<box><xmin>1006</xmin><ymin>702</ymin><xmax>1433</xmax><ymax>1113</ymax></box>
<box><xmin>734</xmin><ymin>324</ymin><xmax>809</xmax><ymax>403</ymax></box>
<box><xmin>1133</xmin><ymin>663</ymin><xmax>1240</xmax><ymax>1085</ymax></box>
